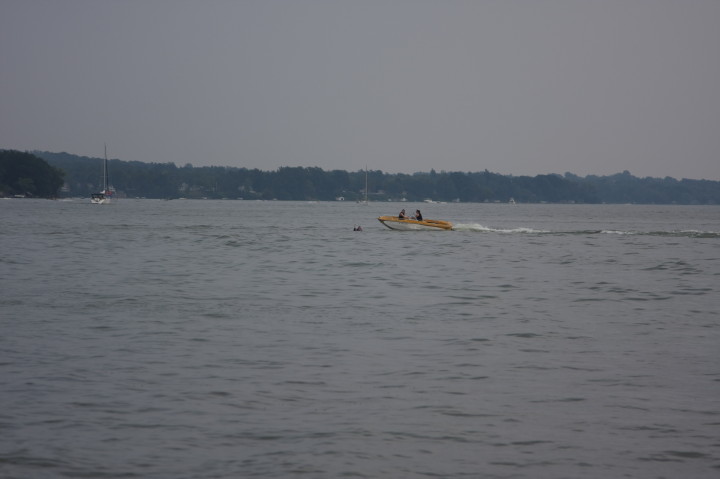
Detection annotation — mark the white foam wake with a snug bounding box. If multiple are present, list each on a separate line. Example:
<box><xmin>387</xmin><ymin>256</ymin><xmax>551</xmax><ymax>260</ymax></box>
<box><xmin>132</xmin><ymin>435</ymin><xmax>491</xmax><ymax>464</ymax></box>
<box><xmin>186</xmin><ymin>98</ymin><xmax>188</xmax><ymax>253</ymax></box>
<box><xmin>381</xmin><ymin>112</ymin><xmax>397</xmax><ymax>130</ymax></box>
<box><xmin>453</xmin><ymin>223</ymin><xmax>550</xmax><ymax>234</ymax></box>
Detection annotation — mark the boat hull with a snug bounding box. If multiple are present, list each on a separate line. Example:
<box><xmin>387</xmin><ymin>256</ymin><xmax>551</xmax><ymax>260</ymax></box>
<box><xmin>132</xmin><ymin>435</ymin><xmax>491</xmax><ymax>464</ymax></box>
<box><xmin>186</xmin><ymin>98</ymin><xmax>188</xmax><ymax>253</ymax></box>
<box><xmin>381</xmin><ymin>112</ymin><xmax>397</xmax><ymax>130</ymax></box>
<box><xmin>91</xmin><ymin>193</ymin><xmax>110</xmax><ymax>204</ymax></box>
<box><xmin>377</xmin><ymin>216</ymin><xmax>453</xmax><ymax>231</ymax></box>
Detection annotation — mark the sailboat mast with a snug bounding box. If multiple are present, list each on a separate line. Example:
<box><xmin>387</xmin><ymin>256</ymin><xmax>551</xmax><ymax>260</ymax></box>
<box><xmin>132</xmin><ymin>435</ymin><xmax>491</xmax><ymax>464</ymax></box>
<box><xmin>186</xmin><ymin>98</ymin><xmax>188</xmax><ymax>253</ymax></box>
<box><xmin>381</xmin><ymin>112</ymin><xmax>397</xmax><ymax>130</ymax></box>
<box><xmin>103</xmin><ymin>144</ymin><xmax>109</xmax><ymax>193</ymax></box>
<box><xmin>364</xmin><ymin>166</ymin><xmax>368</xmax><ymax>205</ymax></box>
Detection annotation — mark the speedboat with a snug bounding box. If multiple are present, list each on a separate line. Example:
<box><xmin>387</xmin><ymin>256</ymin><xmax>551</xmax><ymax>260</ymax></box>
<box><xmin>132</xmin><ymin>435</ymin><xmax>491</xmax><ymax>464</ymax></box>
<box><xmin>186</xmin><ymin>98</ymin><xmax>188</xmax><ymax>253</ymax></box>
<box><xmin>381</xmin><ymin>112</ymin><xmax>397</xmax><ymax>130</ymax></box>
<box><xmin>377</xmin><ymin>216</ymin><xmax>453</xmax><ymax>231</ymax></box>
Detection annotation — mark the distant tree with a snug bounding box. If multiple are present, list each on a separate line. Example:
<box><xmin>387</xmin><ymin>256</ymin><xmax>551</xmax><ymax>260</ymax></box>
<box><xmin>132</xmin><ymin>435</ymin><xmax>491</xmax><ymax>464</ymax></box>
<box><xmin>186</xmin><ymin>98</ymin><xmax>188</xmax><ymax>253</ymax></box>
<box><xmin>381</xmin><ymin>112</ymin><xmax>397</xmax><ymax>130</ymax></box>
<box><xmin>0</xmin><ymin>150</ymin><xmax>65</xmax><ymax>197</ymax></box>
<box><xmin>33</xmin><ymin>150</ymin><xmax>720</xmax><ymax>204</ymax></box>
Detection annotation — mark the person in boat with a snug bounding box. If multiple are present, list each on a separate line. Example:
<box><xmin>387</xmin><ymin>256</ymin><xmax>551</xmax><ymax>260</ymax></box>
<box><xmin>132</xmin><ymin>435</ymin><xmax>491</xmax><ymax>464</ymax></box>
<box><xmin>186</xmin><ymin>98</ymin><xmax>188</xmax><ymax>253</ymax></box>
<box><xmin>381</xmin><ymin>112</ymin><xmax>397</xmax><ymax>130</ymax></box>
<box><xmin>413</xmin><ymin>210</ymin><xmax>423</xmax><ymax>221</ymax></box>
<box><xmin>398</xmin><ymin>209</ymin><xmax>407</xmax><ymax>219</ymax></box>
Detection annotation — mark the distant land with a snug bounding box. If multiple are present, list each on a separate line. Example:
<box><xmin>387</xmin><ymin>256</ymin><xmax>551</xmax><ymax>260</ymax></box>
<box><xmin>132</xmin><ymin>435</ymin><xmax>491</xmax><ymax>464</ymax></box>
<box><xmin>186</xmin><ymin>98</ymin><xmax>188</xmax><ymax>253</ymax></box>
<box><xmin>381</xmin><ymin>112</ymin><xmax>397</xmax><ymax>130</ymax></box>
<box><xmin>0</xmin><ymin>150</ymin><xmax>65</xmax><ymax>198</ymax></box>
<box><xmin>2</xmin><ymin>149</ymin><xmax>718</xmax><ymax>204</ymax></box>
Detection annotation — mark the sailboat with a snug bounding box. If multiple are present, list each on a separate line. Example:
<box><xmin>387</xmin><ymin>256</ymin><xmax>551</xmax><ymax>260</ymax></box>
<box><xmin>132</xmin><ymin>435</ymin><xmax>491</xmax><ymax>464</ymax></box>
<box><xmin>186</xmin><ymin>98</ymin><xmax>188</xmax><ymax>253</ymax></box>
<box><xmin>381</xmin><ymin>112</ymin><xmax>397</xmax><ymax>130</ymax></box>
<box><xmin>357</xmin><ymin>166</ymin><xmax>369</xmax><ymax>204</ymax></box>
<box><xmin>364</xmin><ymin>166</ymin><xmax>368</xmax><ymax>205</ymax></box>
<box><xmin>90</xmin><ymin>145</ymin><xmax>113</xmax><ymax>204</ymax></box>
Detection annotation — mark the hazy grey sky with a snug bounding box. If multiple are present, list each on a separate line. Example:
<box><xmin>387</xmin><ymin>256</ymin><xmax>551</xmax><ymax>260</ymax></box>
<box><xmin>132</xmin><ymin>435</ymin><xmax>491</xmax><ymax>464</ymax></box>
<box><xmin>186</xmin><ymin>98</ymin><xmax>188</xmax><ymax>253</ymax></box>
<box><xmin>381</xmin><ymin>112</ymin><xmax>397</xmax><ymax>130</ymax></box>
<box><xmin>2</xmin><ymin>0</ymin><xmax>719</xmax><ymax>179</ymax></box>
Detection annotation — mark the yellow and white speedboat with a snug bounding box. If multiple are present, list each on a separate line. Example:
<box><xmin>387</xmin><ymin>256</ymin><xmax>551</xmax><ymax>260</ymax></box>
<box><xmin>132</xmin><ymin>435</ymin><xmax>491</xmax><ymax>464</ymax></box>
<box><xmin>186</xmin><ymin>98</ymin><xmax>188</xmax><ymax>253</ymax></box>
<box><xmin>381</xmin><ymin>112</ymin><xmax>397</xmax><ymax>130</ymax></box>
<box><xmin>377</xmin><ymin>216</ymin><xmax>453</xmax><ymax>231</ymax></box>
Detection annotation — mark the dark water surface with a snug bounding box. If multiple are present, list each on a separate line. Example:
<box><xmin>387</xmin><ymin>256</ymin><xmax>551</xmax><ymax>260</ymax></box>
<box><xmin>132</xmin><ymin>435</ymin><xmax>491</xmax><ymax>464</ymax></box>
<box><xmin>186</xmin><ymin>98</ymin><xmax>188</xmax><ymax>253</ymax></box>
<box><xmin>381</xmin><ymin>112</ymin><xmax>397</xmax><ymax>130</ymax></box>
<box><xmin>1</xmin><ymin>199</ymin><xmax>719</xmax><ymax>478</ymax></box>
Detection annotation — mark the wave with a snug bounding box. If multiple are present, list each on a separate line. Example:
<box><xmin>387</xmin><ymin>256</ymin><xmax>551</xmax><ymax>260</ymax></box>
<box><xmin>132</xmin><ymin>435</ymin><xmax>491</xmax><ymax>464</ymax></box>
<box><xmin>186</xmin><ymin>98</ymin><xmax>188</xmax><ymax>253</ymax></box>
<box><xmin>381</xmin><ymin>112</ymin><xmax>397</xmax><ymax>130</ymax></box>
<box><xmin>645</xmin><ymin>230</ymin><xmax>720</xmax><ymax>238</ymax></box>
<box><xmin>453</xmin><ymin>223</ymin><xmax>550</xmax><ymax>234</ymax></box>
<box><xmin>601</xmin><ymin>229</ymin><xmax>720</xmax><ymax>238</ymax></box>
<box><xmin>452</xmin><ymin>224</ymin><xmax>720</xmax><ymax>238</ymax></box>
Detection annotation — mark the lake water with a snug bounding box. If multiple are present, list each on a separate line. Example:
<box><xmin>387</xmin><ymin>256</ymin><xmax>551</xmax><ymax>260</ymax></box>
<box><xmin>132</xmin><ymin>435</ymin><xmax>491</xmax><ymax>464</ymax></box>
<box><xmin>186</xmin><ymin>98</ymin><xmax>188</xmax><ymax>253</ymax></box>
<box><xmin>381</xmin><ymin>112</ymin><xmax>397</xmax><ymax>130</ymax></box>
<box><xmin>1</xmin><ymin>199</ymin><xmax>719</xmax><ymax>478</ymax></box>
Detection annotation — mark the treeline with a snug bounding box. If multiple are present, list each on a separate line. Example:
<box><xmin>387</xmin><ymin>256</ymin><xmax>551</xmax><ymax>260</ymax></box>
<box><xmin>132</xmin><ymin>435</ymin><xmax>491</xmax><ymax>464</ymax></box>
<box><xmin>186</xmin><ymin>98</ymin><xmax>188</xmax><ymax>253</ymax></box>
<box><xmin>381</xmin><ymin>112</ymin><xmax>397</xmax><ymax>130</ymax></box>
<box><xmin>0</xmin><ymin>150</ymin><xmax>65</xmax><ymax>198</ymax></box>
<box><xmin>16</xmin><ymin>150</ymin><xmax>720</xmax><ymax>204</ymax></box>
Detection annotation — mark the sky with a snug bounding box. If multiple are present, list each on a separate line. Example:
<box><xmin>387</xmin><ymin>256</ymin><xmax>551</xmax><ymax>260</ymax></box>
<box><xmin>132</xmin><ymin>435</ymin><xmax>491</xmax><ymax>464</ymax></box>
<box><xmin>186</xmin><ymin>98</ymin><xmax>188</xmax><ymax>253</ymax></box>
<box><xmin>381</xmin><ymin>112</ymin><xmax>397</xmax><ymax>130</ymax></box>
<box><xmin>1</xmin><ymin>0</ymin><xmax>719</xmax><ymax>180</ymax></box>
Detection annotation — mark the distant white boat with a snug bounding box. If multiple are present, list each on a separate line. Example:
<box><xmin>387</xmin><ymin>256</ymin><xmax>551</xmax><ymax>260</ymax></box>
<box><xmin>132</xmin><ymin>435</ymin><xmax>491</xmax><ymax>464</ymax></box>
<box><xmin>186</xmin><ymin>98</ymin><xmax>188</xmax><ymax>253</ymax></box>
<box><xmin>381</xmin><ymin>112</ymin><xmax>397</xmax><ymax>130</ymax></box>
<box><xmin>509</xmin><ymin>197</ymin><xmax>516</xmax><ymax>205</ymax></box>
<box><xmin>91</xmin><ymin>145</ymin><xmax>113</xmax><ymax>204</ymax></box>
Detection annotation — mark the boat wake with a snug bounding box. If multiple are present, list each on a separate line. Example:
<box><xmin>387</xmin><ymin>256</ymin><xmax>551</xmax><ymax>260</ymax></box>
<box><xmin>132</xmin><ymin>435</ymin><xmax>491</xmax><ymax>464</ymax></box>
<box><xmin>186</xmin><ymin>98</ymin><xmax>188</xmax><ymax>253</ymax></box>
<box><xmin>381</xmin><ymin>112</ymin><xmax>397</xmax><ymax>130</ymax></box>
<box><xmin>453</xmin><ymin>223</ymin><xmax>550</xmax><ymax>234</ymax></box>
<box><xmin>452</xmin><ymin>223</ymin><xmax>719</xmax><ymax>238</ymax></box>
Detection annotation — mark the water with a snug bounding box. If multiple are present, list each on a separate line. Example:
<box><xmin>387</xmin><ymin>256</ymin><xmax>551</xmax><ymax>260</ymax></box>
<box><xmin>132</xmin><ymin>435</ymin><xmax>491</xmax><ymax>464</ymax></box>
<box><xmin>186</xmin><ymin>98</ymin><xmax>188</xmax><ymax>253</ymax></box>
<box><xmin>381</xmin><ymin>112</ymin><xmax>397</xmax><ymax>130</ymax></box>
<box><xmin>1</xmin><ymin>199</ymin><xmax>718</xmax><ymax>478</ymax></box>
